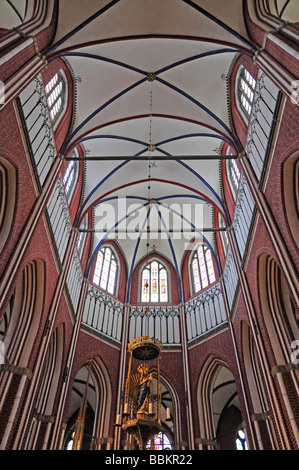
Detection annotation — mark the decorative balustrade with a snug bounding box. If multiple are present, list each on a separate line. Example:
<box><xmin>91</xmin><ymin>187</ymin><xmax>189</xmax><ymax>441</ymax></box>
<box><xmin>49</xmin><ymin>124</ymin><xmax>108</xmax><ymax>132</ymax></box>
<box><xmin>82</xmin><ymin>285</ymin><xmax>124</xmax><ymax>345</ymax></box>
<box><xmin>246</xmin><ymin>71</ymin><xmax>281</xmax><ymax>183</ymax></box>
<box><xmin>232</xmin><ymin>174</ymin><xmax>256</xmax><ymax>260</ymax></box>
<box><xmin>18</xmin><ymin>75</ymin><xmax>57</xmax><ymax>187</ymax></box>
<box><xmin>66</xmin><ymin>250</ymin><xmax>84</xmax><ymax>316</ymax></box>
<box><xmin>185</xmin><ymin>283</ymin><xmax>227</xmax><ymax>344</ymax></box>
<box><xmin>222</xmin><ymin>248</ymin><xmax>239</xmax><ymax>312</ymax></box>
<box><xmin>129</xmin><ymin>305</ymin><xmax>181</xmax><ymax>347</ymax></box>
<box><xmin>46</xmin><ymin>176</ymin><xmax>72</xmax><ymax>264</ymax></box>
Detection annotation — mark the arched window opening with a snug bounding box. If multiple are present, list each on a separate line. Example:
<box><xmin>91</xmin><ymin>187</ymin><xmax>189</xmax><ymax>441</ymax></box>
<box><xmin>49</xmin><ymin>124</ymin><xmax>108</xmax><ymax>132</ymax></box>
<box><xmin>44</xmin><ymin>70</ymin><xmax>67</xmax><ymax>126</ymax></box>
<box><xmin>0</xmin><ymin>158</ymin><xmax>17</xmax><ymax>254</ymax></box>
<box><xmin>63</xmin><ymin>155</ymin><xmax>79</xmax><ymax>203</ymax></box>
<box><xmin>283</xmin><ymin>153</ymin><xmax>299</xmax><ymax>248</ymax></box>
<box><xmin>93</xmin><ymin>246</ymin><xmax>118</xmax><ymax>296</ymax></box>
<box><xmin>236</xmin><ymin>427</ymin><xmax>248</xmax><ymax>450</ymax></box>
<box><xmin>237</xmin><ymin>67</ymin><xmax>256</xmax><ymax>121</ymax></box>
<box><xmin>63</xmin><ymin>358</ymin><xmax>112</xmax><ymax>451</ymax></box>
<box><xmin>191</xmin><ymin>245</ymin><xmax>216</xmax><ymax>294</ymax></box>
<box><xmin>146</xmin><ymin>432</ymin><xmax>173</xmax><ymax>450</ymax></box>
<box><xmin>227</xmin><ymin>157</ymin><xmax>241</xmax><ymax>200</ymax></box>
<box><xmin>141</xmin><ymin>259</ymin><xmax>168</xmax><ymax>303</ymax></box>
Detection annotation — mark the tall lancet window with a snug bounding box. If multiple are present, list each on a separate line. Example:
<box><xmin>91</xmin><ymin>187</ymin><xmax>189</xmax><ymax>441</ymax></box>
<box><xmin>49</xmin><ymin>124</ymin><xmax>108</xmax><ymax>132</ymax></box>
<box><xmin>93</xmin><ymin>246</ymin><xmax>118</xmax><ymax>296</ymax></box>
<box><xmin>191</xmin><ymin>245</ymin><xmax>215</xmax><ymax>294</ymax></box>
<box><xmin>238</xmin><ymin>67</ymin><xmax>256</xmax><ymax>120</ymax></box>
<box><xmin>227</xmin><ymin>157</ymin><xmax>241</xmax><ymax>199</ymax></box>
<box><xmin>63</xmin><ymin>156</ymin><xmax>78</xmax><ymax>203</ymax></box>
<box><xmin>44</xmin><ymin>70</ymin><xmax>67</xmax><ymax>125</ymax></box>
<box><xmin>141</xmin><ymin>260</ymin><xmax>168</xmax><ymax>303</ymax></box>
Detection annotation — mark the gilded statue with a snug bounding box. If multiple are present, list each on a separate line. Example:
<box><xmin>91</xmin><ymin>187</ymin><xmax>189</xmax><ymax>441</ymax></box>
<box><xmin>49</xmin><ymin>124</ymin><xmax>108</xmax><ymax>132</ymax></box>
<box><xmin>136</xmin><ymin>363</ymin><xmax>153</xmax><ymax>415</ymax></box>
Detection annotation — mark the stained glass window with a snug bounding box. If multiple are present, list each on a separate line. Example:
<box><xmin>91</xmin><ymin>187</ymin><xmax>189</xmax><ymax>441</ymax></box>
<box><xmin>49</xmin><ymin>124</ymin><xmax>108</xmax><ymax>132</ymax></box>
<box><xmin>191</xmin><ymin>245</ymin><xmax>216</xmax><ymax>294</ymax></box>
<box><xmin>141</xmin><ymin>260</ymin><xmax>168</xmax><ymax>303</ymax></box>
<box><xmin>93</xmin><ymin>246</ymin><xmax>118</xmax><ymax>295</ymax></box>
<box><xmin>238</xmin><ymin>68</ymin><xmax>256</xmax><ymax>119</ymax></box>
<box><xmin>63</xmin><ymin>156</ymin><xmax>78</xmax><ymax>202</ymax></box>
<box><xmin>44</xmin><ymin>71</ymin><xmax>66</xmax><ymax>124</ymax></box>
<box><xmin>146</xmin><ymin>432</ymin><xmax>172</xmax><ymax>450</ymax></box>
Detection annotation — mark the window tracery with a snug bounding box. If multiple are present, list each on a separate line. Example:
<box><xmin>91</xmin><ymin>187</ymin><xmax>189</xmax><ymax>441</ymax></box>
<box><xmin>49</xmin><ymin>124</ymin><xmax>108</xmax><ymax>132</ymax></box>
<box><xmin>191</xmin><ymin>245</ymin><xmax>215</xmax><ymax>294</ymax></box>
<box><xmin>63</xmin><ymin>156</ymin><xmax>79</xmax><ymax>202</ymax></box>
<box><xmin>44</xmin><ymin>70</ymin><xmax>66</xmax><ymax>125</ymax></box>
<box><xmin>141</xmin><ymin>260</ymin><xmax>168</xmax><ymax>303</ymax></box>
<box><xmin>93</xmin><ymin>246</ymin><xmax>118</xmax><ymax>296</ymax></box>
<box><xmin>238</xmin><ymin>67</ymin><xmax>256</xmax><ymax>119</ymax></box>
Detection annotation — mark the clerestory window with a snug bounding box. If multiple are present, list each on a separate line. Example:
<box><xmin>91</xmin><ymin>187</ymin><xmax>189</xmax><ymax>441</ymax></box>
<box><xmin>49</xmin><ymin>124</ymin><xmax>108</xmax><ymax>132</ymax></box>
<box><xmin>141</xmin><ymin>259</ymin><xmax>168</xmax><ymax>303</ymax></box>
<box><xmin>237</xmin><ymin>67</ymin><xmax>256</xmax><ymax>121</ymax></box>
<box><xmin>191</xmin><ymin>245</ymin><xmax>216</xmax><ymax>294</ymax></box>
<box><xmin>63</xmin><ymin>156</ymin><xmax>79</xmax><ymax>203</ymax></box>
<box><xmin>44</xmin><ymin>70</ymin><xmax>67</xmax><ymax>126</ymax></box>
<box><xmin>93</xmin><ymin>246</ymin><xmax>118</xmax><ymax>296</ymax></box>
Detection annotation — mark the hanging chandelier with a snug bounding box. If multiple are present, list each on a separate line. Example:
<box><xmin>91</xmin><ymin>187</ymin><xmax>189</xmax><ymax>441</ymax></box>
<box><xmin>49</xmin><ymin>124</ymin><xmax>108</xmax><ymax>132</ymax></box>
<box><xmin>115</xmin><ymin>336</ymin><xmax>165</xmax><ymax>450</ymax></box>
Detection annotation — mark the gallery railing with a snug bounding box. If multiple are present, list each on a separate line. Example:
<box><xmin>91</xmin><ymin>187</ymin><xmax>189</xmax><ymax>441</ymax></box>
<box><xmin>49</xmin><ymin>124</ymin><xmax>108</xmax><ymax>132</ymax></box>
<box><xmin>46</xmin><ymin>175</ymin><xmax>72</xmax><ymax>265</ymax></box>
<box><xmin>222</xmin><ymin>248</ymin><xmax>239</xmax><ymax>312</ymax></box>
<box><xmin>129</xmin><ymin>305</ymin><xmax>181</xmax><ymax>348</ymax></box>
<box><xmin>17</xmin><ymin>75</ymin><xmax>56</xmax><ymax>188</ymax></box>
<box><xmin>246</xmin><ymin>71</ymin><xmax>281</xmax><ymax>185</ymax></box>
<box><xmin>185</xmin><ymin>283</ymin><xmax>227</xmax><ymax>344</ymax></box>
<box><xmin>232</xmin><ymin>174</ymin><xmax>256</xmax><ymax>261</ymax></box>
<box><xmin>82</xmin><ymin>285</ymin><xmax>124</xmax><ymax>345</ymax></box>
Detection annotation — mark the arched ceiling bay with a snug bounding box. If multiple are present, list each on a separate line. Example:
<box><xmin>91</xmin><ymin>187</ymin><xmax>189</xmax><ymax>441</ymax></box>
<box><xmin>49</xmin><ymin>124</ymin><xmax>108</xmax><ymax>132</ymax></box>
<box><xmin>48</xmin><ymin>0</ymin><xmax>255</xmax><ymax>283</ymax></box>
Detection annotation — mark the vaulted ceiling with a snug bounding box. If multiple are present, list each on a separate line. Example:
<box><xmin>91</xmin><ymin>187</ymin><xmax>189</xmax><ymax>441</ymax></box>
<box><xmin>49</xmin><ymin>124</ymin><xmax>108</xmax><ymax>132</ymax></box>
<box><xmin>48</xmin><ymin>0</ymin><xmax>258</xmax><ymax>281</ymax></box>
<box><xmin>3</xmin><ymin>0</ymin><xmax>263</xmax><ymax>284</ymax></box>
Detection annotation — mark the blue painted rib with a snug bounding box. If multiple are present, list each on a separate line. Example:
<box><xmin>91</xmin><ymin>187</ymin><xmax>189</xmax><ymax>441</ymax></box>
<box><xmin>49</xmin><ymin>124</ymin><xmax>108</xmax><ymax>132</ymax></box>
<box><xmin>155</xmin><ymin>205</ymin><xmax>183</xmax><ymax>303</ymax></box>
<box><xmin>156</xmin><ymin>200</ymin><xmax>221</xmax><ymax>276</ymax></box>
<box><xmin>126</xmin><ymin>205</ymin><xmax>152</xmax><ymax>303</ymax></box>
<box><xmin>63</xmin><ymin>77</ymin><xmax>148</xmax><ymax>153</ymax></box>
<box><xmin>156</xmin><ymin>48</ymin><xmax>251</xmax><ymax>75</ymax></box>
<box><xmin>86</xmin><ymin>199</ymin><xmax>150</xmax><ymax>277</ymax></box>
<box><xmin>6</xmin><ymin>0</ymin><xmax>23</xmax><ymax>22</ymax></box>
<box><xmin>156</xmin><ymin>76</ymin><xmax>242</xmax><ymax>153</ymax></box>
<box><xmin>181</xmin><ymin>0</ymin><xmax>256</xmax><ymax>52</ymax></box>
<box><xmin>50</xmin><ymin>51</ymin><xmax>147</xmax><ymax>76</ymax></box>
<box><xmin>46</xmin><ymin>0</ymin><xmax>121</xmax><ymax>56</ymax></box>
<box><xmin>155</xmin><ymin>146</ymin><xmax>229</xmax><ymax>223</ymax></box>
<box><xmin>75</xmin><ymin>147</ymin><xmax>148</xmax><ymax>227</ymax></box>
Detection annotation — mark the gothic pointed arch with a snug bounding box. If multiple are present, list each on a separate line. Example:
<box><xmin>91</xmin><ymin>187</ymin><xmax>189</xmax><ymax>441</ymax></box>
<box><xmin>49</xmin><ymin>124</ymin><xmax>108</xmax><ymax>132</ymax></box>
<box><xmin>0</xmin><ymin>157</ymin><xmax>17</xmax><ymax>255</ymax></box>
<box><xmin>241</xmin><ymin>321</ymin><xmax>277</xmax><ymax>450</ymax></box>
<box><xmin>197</xmin><ymin>356</ymin><xmax>245</xmax><ymax>450</ymax></box>
<box><xmin>283</xmin><ymin>151</ymin><xmax>299</xmax><ymax>249</ymax></box>
<box><xmin>64</xmin><ymin>357</ymin><xmax>112</xmax><ymax>450</ymax></box>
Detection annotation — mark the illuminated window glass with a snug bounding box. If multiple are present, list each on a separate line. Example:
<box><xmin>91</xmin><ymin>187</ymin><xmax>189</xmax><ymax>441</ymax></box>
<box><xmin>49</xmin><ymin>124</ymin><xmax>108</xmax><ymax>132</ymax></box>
<box><xmin>146</xmin><ymin>432</ymin><xmax>172</xmax><ymax>450</ymax></box>
<box><xmin>191</xmin><ymin>245</ymin><xmax>216</xmax><ymax>294</ymax></box>
<box><xmin>44</xmin><ymin>71</ymin><xmax>66</xmax><ymax>125</ymax></box>
<box><xmin>93</xmin><ymin>247</ymin><xmax>118</xmax><ymax>295</ymax></box>
<box><xmin>227</xmin><ymin>154</ymin><xmax>241</xmax><ymax>199</ymax></box>
<box><xmin>236</xmin><ymin>428</ymin><xmax>248</xmax><ymax>450</ymax></box>
<box><xmin>141</xmin><ymin>260</ymin><xmax>168</xmax><ymax>303</ymax></box>
<box><xmin>63</xmin><ymin>156</ymin><xmax>78</xmax><ymax>202</ymax></box>
<box><xmin>238</xmin><ymin>68</ymin><xmax>256</xmax><ymax>119</ymax></box>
